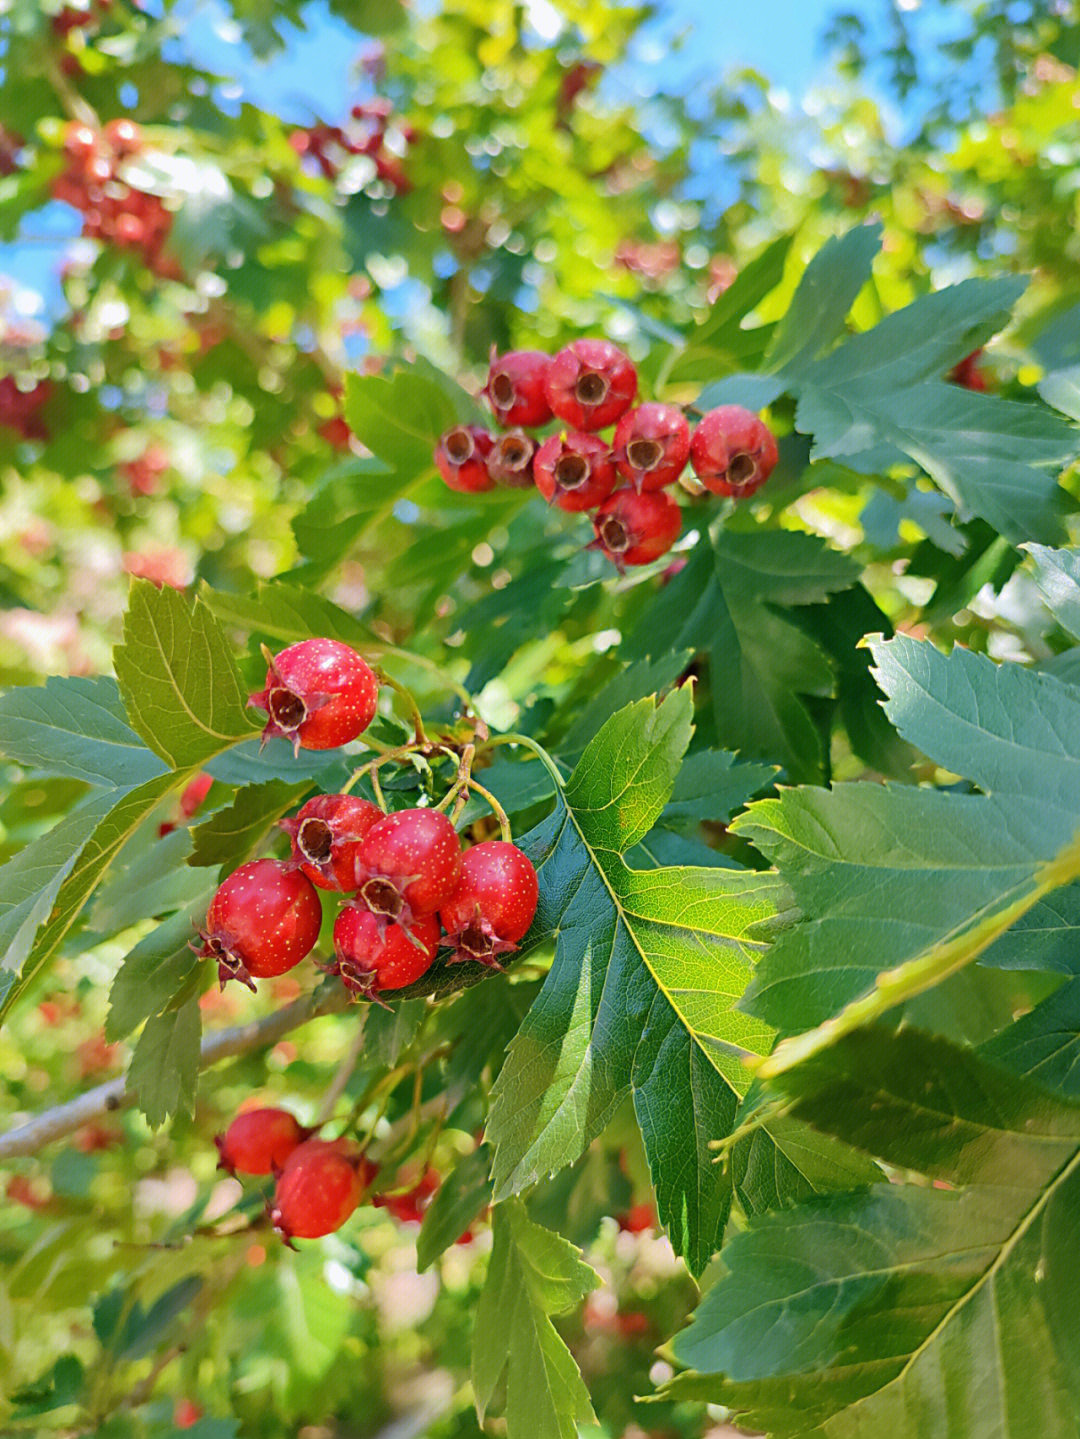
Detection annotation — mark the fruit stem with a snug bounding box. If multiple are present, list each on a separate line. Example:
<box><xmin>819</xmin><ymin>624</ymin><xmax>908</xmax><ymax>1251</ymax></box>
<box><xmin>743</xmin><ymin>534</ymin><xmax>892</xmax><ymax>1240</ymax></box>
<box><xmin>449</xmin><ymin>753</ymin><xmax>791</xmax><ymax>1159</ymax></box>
<box><xmin>366</xmin><ymin>645</ymin><xmax>479</xmax><ymax>717</ymax></box>
<box><xmin>376</xmin><ymin>669</ymin><xmax>428</xmax><ymax>744</ymax></box>
<box><xmin>461</xmin><ymin>777</ymin><xmax>512</xmax><ymax>843</ymax></box>
<box><xmin>482</xmin><ymin>732</ymin><xmax>566</xmax><ymax>790</ymax></box>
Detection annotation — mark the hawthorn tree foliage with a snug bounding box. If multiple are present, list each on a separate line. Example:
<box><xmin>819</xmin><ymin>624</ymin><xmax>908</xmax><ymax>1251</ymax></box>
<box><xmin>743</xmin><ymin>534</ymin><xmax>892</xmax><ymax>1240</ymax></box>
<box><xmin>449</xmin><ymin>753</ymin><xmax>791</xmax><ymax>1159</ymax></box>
<box><xmin>3</xmin><ymin>1</ymin><xmax>1080</xmax><ymax>1437</ymax></box>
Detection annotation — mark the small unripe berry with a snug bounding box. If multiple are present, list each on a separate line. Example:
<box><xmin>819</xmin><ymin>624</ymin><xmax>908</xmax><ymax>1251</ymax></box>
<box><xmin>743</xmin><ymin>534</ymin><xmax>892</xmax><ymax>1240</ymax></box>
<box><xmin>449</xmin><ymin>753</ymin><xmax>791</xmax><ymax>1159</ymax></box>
<box><xmin>534</xmin><ymin>432</ymin><xmax>618</xmax><ymax>512</ymax></box>
<box><xmin>215</xmin><ymin>1107</ymin><xmax>309</xmax><ymax>1176</ymax></box>
<box><xmin>249</xmin><ymin>638</ymin><xmax>379</xmax><ymax>752</ymax></box>
<box><xmin>280</xmin><ymin>793</ymin><xmax>383</xmax><ymax>892</ymax></box>
<box><xmin>434</xmin><ymin>425</ymin><xmax>496</xmax><ymax>492</ymax></box>
<box><xmin>440</xmin><ymin>841</ymin><xmax>539</xmax><ymax>968</ymax></box>
<box><xmin>271</xmin><ymin>1137</ymin><xmax>371</xmax><ymax>1241</ymax></box>
<box><xmin>545</xmin><ymin>339</ymin><xmax>637</xmax><ymax>432</ymax></box>
<box><xmin>612</xmin><ymin>403</ymin><xmax>690</xmax><ymax>491</ymax></box>
<box><xmin>332</xmin><ymin>905</ymin><xmax>441</xmax><ymax>996</ymax></box>
<box><xmin>590</xmin><ymin>488</ymin><xmax>681</xmax><ymax>569</ymax></box>
<box><xmin>196</xmin><ymin>859</ymin><xmax>323</xmax><ymax>991</ymax></box>
<box><xmin>354</xmin><ymin>807</ymin><xmax>462</xmax><ymax>927</ymax></box>
<box><xmin>484</xmin><ymin>349</ymin><xmax>552</xmax><ymax>428</ymax></box>
<box><xmin>689</xmin><ymin>406</ymin><xmax>778</xmax><ymax>499</ymax></box>
<box><xmin>486</xmin><ymin>429</ymin><xmax>536</xmax><ymax>487</ymax></box>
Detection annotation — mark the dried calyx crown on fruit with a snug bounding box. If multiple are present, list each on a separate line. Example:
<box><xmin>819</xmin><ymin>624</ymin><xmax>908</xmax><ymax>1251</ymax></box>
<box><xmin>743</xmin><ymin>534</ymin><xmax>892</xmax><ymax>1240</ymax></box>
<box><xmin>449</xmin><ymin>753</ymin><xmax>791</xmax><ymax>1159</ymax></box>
<box><xmin>433</xmin><ymin>339</ymin><xmax>779</xmax><ymax>569</ymax></box>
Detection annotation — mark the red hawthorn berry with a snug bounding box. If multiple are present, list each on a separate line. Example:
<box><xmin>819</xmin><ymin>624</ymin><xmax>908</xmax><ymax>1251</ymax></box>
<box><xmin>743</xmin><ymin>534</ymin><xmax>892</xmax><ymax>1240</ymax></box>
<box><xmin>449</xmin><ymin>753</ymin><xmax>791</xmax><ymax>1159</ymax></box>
<box><xmin>689</xmin><ymin>406</ymin><xmax>778</xmax><ymax>499</ymax></box>
<box><xmin>249</xmin><ymin>638</ymin><xmax>379</xmax><ymax>752</ymax></box>
<box><xmin>180</xmin><ymin>771</ymin><xmax>214</xmax><ymax>818</ymax></box>
<box><xmin>616</xmin><ymin>1201</ymin><xmax>656</xmax><ymax>1234</ymax></box>
<box><xmin>63</xmin><ymin>122</ymin><xmax>98</xmax><ymax>161</ymax></box>
<box><xmin>534</xmin><ymin>432</ymin><xmax>618</xmax><ymax>512</ymax></box>
<box><xmin>440</xmin><ymin>841</ymin><xmax>538</xmax><ymax>969</ymax></box>
<box><xmin>486</xmin><ymin>429</ymin><xmax>536</xmax><ymax>488</ymax></box>
<box><xmin>484</xmin><ymin>349</ymin><xmax>552</xmax><ymax>428</ymax></box>
<box><xmin>195</xmin><ymin>859</ymin><xmax>323</xmax><ymax>991</ymax></box>
<box><xmin>113</xmin><ymin>211</ymin><xmax>146</xmax><ymax>246</ymax></box>
<box><xmin>591</xmin><ymin>488</ymin><xmax>681</xmax><ymax>569</ymax></box>
<box><xmin>948</xmin><ymin>348</ymin><xmax>990</xmax><ymax>392</ymax></box>
<box><xmin>434</xmin><ymin>425</ymin><xmax>496</xmax><ymax>492</ymax></box>
<box><xmin>271</xmin><ymin>1137</ymin><xmax>371</xmax><ymax>1242</ymax></box>
<box><xmin>544</xmin><ymin>339</ymin><xmax>637</xmax><ymax>432</ymax></box>
<box><xmin>104</xmin><ymin>118</ymin><xmax>141</xmax><ymax>155</ymax></box>
<box><xmin>174</xmin><ymin>1400</ymin><xmax>203</xmax><ymax>1430</ymax></box>
<box><xmin>373</xmin><ymin>1166</ymin><xmax>441</xmax><ymax>1223</ymax></box>
<box><xmin>353</xmin><ymin>807</ymin><xmax>462</xmax><ymax>928</ymax></box>
<box><xmin>215</xmin><ymin>1107</ymin><xmax>310</xmax><ymax>1176</ymax></box>
<box><xmin>332</xmin><ymin>905</ymin><xmax>441</xmax><ymax>997</ymax></box>
<box><xmin>280</xmin><ymin>793</ymin><xmax>383</xmax><ymax>892</ymax></box>
<box><xmin>613</xmin><ymin>402</ymin><xmax>690</xmax><ymax>491</ymax></box>
<box><xmin>615</xmin><ymin>1310</ymin><xmax>652</xmax><ymax>1338</ymax></box>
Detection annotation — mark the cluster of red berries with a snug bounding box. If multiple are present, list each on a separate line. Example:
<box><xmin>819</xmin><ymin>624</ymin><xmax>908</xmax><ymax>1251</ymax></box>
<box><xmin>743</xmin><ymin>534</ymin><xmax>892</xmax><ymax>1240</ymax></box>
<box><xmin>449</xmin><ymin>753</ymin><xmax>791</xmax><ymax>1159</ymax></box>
<box><xmin>434</xmin><ymin>341</ymin><xmax>779</xmax><ymax>570</ymax></box>
<box><xmin>289</xmin><ymin>99</ymin><xmax>415</xmax><ymax>193</ymax></box>
<box><xmin>215</xmin><ymin>1107</ymin><xmax>476</xmax><ymax>1244</ymax></box>
<box><xmin>51</xmin><ymin>0</ymin><xmax>114</xmax><ymax>38</ymax></box>
<box><xmin>51</xmin><ymin>120</ymin><xmax>176</xmax><ymax>273</ymax></box>
<box><xmin>196</xmin><ymin>638</ymin><xmax>539</xmax><ymax>997</ymax></box>
<box><xmin>0</xmin><ymin>376</ymin><xmax>52</xmax><ymax>441</ymax></box>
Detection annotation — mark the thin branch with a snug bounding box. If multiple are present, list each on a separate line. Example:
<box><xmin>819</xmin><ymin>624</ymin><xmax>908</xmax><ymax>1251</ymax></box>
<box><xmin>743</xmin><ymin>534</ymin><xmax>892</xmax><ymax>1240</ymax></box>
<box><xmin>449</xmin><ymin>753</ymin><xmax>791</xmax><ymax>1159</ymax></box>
<box><xmin>0</xmin><ymin>984</ymin><xmax>353</xmax><ymax>1161</ymax></box>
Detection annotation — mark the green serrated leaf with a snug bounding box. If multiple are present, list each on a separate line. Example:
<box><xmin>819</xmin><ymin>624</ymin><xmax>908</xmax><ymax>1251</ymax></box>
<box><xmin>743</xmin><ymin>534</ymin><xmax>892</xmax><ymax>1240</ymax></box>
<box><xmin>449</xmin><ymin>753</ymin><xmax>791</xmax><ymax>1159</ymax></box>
<box><xmin>114</xmin><ymin>581</ymin><xmax>255</xmax><ymax>769</ymax></box>
<box><xmin>106</xmin><ymin>907</ymin><xmax>206</xmax><ymax>1042</ymax></box>
<box><xmin>765</xmin><ymin>223</ymin><xmax>882</xmax><ymax>374</ymax></box>
<box><xmin>1026</xmin><ymin>543</ymin><xmax>1080</xmax><ymax>642</ymax></box>
<box><xmin>0</xmin><ymin>675</ymin><xmax>166</xmax><ymax>788</ymax></box>
<box><xmin>127</xmin><ymin>994</ymin><xmax>201</xmax><ymax>1128</ymax></box>
<box><xmin>188</xmin><ymin>779</ymin><xmax>311</xmax><ymax>868</ymax></box>
<box><xmin>417</xmin><ymin>1145</ymin><xmax>491</xmax><ymax>1271</ymax></box>
<box><xmin>472</xmin><ymin>1199</ymin><xmax>599</xmax><ymax>1439</ymax></box>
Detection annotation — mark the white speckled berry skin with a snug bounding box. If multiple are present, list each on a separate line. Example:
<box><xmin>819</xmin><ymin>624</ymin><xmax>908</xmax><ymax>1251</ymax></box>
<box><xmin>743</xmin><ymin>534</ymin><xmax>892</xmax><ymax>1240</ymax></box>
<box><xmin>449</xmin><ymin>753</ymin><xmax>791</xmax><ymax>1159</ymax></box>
<box><xmin>250</xmin><ymin>638</ymin><xmax>378</xmax><ymax>750</ymax></box>
<box><xmin>332</xmin><ymin>905</ymin><xmax>440</xmax><ymax>993</ymax></box>
<box><xmin>204</xmin><ymin>858</ymin><xmax>323</xmax><ymax>980</ymax></box>
<box><xmin>355</xmin><ymin>807</ymin><xmax>462</xmax><ymax>918</ymax></box>
<box><xmin>440</xmin><ymin>840</ymin><xmax>539</xmax><ymax>947</ymax></box>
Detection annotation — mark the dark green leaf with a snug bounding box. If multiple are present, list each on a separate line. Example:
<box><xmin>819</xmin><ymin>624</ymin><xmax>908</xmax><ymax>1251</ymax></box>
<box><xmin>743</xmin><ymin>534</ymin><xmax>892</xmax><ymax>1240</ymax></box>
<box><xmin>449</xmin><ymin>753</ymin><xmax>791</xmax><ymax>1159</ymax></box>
<box><xmin>127</xmin><ymin>995</ymin><xmax>202</xmax><ymax>1128</ymax></box>
<box><xmin>0</xmin><ymin>675</ymin><xmax>166</xmax><ymax>788</ymax></box>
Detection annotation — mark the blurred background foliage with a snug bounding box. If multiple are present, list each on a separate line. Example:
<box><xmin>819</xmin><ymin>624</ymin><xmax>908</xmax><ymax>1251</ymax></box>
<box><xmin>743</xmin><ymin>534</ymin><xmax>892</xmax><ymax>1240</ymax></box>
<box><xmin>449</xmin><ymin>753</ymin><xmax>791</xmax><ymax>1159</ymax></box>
<box><xmin>2</xmin><ymin>0</ymin><xmax>1080</xmax><ymax>1435</ymax></box>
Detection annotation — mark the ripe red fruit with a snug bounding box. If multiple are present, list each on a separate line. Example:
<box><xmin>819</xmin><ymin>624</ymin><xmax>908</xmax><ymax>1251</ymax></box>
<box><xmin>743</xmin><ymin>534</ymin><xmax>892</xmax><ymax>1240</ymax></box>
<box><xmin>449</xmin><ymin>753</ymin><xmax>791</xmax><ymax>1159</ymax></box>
<box><xmin>434</xmin><ymin>425</ymin><xmax>496</xmax><ymax>492</ymax></box>
<box><xmin>104</xmin><ymin>118</ymin><xmax>141</xmax><ymax>155</ymax></box>
<box><xmin>616</xmin><ymin>1201</ymin><xmax>657</xmax><ymax>1234</ymax></box>
<box><xmin>613</xmin><ymin>402</ymin><xmax>690</xmax><ymax>491</ymax></box>
<box><xmin>486</xmin><ymin>429</ymin><xmax>536</xmax><ymax>487</ymax></box>
<box><xmin>332</xmin><ymin>905</ymin><xmax>441</xmax><ymax>997</ymax></box>
<box><xmin>373</xmin><ymin>1166</ymin><xmax>441</xmax><ymax>1224</ymax></box>
<box><xmin>281</xmin><ymin>793</ymin><xmax>383</xmax><ymax>892</ymax></box>
<box><xmin>249</xmin><ymin>638</ymin><xmax>379</xmax><ymax>752</ymax></box>
<box><xmin>948</xmin><ymin>348</ymin><xmax>990</xmax><ymax>392</ymax></box>
<box><xmin>545</xmin><ymin>339</ymin><xmax>637</xmax><ymax>432</ymax></box>
<box><xmin>195</xmin><ymin>859</ymin><xmax>323</xmax><ymax>991</ymax></box>
<box><xmin>271</xmin><ymin>1137</ymin><xmax>371</xmax><ymax>1242</ymax></box>
<box><xmin>689</xmin><ymin>406</ymin><xmax>778</xmax><ymax>499</ymax></box>
<box><xmin>534</xmin><ymin>432</ymin><xmax>618</xmax><ymax>512</ymax></box>
<box><xmin>215</xmin><ymin>1107</ymin><xmax>309</xmax><ymax>1176</ymax></box>
<box><xmin>353</xmin><ymin>807</ymin><xmax>462</xmax><ymax>927</ymax></box>
<box><xmin>63</xmin><ymin>123</ymin><xmax>98</xmax><ymax>160</ymax></box>
<box><xmin>591</xmin><ymin>488</ymin><xmax>681</xmax><ymax>569</ymax></box>
<box><xmin>440</xmin><ymin>841</ymin><xmax>539</xmax><ymax>968</ymax></box>
<box><xmin>483</xmin><ymin>349</ymin><xmax>552</xmax><ymax>428</ymax></box>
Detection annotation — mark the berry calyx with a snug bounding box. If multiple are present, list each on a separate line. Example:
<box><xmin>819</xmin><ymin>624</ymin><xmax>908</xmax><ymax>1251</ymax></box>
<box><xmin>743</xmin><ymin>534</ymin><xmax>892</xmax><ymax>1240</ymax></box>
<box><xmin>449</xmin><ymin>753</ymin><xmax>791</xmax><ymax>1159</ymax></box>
<box><xmin>194</xmin><ymin>859</ymin><xmax>323</xmax><ymax>991</ymax></box>
<box><xmin>434</xmin><ymin>425</ymin><xmax>496</xmax><ymax>492</ymax></box>
<box><xmin>280</xmin><ymin>793</ymin><xmax>383</xmax><ymax>892</ymax></box>
<box><xmin>439</xmin><ymin>840</ymin><xmax>539</xmax><ymax>969</ymax></box>
<box><xmin>215</xmin><ymin>1107</ymin><xmax>310</xmax><ymax>1176</ymax></box>
<box><xmin>590</xmin><ymin>488</ymin><xmax>681</xmax><ymax>569</ymax></box>
<box><xmin>612</xmin><ymin>402</ymin><xmax>690</xmax><ymax>491</ymax></box>
<box><xmin>545</xmin><ymin>339</ymin><xmax>637</xmax><ymax>432</ymax></box>
<box><xmin>534</xmin><ymin>432</ymin><xmax>618</xmax><ymax>512</ymax></box>
<box><xmin>483</xmin><ymin>349</ymin><xmax>552</xmax><ymax>428</ymax></box>
<box><xmin>689</xmin><ymin>406</ymin><xmax>778</xmax><ymax>499</ymax></box>
<box><xmin>270</xmin><ymin>1137</ymin><xmax>372</xmax><ymax>1242</ymax></box>
<box><xmin>249</xmin><ymin>638</ymin><xmax>379</xmax><ymax>752</ymax></box>
<box><xmin>331</xmin><ymin>905</ymin><xmax>440</xmax><ymax>997</ymax></box>
<box><xmin>353</xmin><ymin>807</ymin><xmax>462</xmax><ymax>927</ymax></box>
<box><xmin>486</xmin><ymin>429</ymin><xmax>536</xmax><ymax>488</ymax></box>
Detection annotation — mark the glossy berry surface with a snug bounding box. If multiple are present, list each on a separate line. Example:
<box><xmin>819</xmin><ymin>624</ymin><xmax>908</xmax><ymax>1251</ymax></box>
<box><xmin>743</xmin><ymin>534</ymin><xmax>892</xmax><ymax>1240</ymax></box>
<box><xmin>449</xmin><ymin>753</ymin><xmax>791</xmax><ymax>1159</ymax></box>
<box><xmin>613</xmin><ymin>402</ymin><xmax>690</xmax><ymax>491</ymax></box>
<box><xmin>249</xmin><ymin>638</ymin><xmax>379</xmax><ymax>752</ymax></box>
<box><xmin>486</xmin><ymin>429</ymin><xmax>536</xmax><ymax>487</ymax></box>
<box><xmin>196</xmin><ymin>859</ymin><xmax>323</xmax><ymax>991</ymax></box>
<box><xmin>434</xmin><ymin>425</ymin><xmax>496</xmax><ymax>492</ymax></box>
<box><xmin>270</xmin><ymin>1138</ymin><xmax>369</xmax><ymax>1241</ymax></box>
<box><xmin>331</xmin><ymin>905</ymin><xmax>440</xmax><ymax>996</ymax></box>
<box><xmin>280</xmin><ymin>793</ymin><xmax>383</xmax><ymax>892</ymax></box>
<box><xmin>484</xmin><ymin>349</ymin><xmax>552</xmax><ymax>428</ymax></box>
<box><xmin>591</xmin><ymin>488</ymin><xmax>681</xmax><ymax>569</ymax></box>
<box><xmin>440</xmin><ymin>841</ymin><xmax>539</xmax><ymax>968</ymax></box>
<box><xmin>373</xmin><ymin>1167</ymin><xmax>441</xmax><ymax>1224</ymax></box>
<box><xmin>534</xmin><ymin>432</ymin><xmax>618</xmax><ymax>512</ymax></box>
<box><xmin>354</xmin><ymin>807</ymin><xmax>462</xmax><ymax>926</ymax></box>
<box><xmin>689</xmin><ymin>405</ymin><xmax>778</xmax><ymax>499</ymax></box>
<box><xmin>544</xmin><ymin>339</ymin><xmax>637</xmax><ymax>432</ymax></box>
<box><xmin>215</xmin><ymin>1107</ymin><xmax>308</xmax><ymax>1176</ymax></box>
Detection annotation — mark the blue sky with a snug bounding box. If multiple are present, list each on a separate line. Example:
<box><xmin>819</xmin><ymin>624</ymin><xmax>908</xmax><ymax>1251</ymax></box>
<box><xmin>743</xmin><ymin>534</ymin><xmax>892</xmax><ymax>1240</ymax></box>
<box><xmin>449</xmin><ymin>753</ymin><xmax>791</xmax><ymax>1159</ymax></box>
<box><xmin>3</xmin><ymin>0</ymin><xmax>869</xmax><ymax>316</ymax></box>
